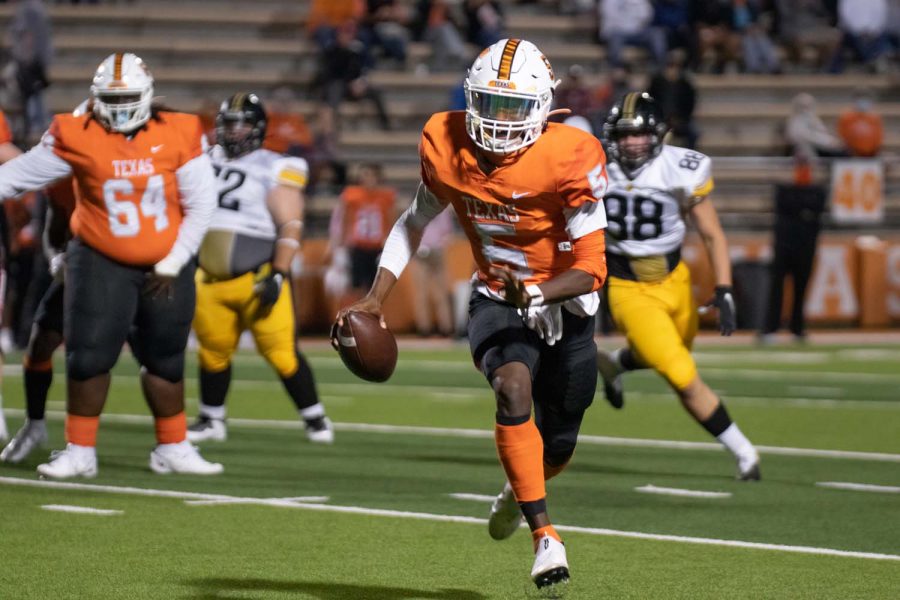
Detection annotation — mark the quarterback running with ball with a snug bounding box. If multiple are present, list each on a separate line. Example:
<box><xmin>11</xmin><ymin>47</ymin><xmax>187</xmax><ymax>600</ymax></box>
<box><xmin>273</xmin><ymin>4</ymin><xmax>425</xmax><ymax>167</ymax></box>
<box><xmin>335</xmin><ymin>39</ymin><xmax>609</xmax><ymax>590</ymax></box>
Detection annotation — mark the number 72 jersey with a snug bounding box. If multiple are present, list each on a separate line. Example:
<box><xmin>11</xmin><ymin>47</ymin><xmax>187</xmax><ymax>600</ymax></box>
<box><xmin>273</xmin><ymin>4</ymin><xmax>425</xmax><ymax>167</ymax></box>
<box><xmin>604</xmin><ymin>145</ymin><xmax>713</xmax><ymax>257</ymax></box>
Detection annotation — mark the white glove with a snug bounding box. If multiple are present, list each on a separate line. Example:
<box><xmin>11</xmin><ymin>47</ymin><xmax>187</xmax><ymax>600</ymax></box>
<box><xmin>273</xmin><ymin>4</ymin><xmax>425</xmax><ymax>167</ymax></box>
<box><xmin>153</xmin><ymin>254</ymin><xmax>184</xmax><ymax>278</ymax></box>
<box><xmin>49</xmin><ymin>252</ymin><xmax>66</xmax><ymax>283</ymax></box>
<box><xmin>518</xmin><ymin>304</ymin><xmax>564</xmax><ymax>346</ymax></box>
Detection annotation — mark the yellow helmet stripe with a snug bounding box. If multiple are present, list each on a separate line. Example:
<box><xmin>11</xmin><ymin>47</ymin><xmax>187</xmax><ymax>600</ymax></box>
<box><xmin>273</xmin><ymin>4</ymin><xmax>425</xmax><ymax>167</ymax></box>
<box><xmin>497</xmin><ymin>39</ymin><xmax>521</xmax><ymax>80</ymax></box>
<box><xmin>231</xmin><ymin>93</ymin><xmax>246</xmax><ymax>112</ymax></box>
<box><xmin>622</xmin><ymin>92</ymin><xmax>640</xmax><ymax>119</ymax></box>
<box><xmin>113</xmin><ymin>53</ymin><xmax>123</xmax><ymax>82</ymax></box>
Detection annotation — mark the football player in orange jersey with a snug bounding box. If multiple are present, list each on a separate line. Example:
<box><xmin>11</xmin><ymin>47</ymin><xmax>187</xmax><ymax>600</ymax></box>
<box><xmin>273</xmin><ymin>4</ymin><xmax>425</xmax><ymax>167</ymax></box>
<box><xmin>0</xmin><ymin>108</ymin><xmax>23</xmax><ymax>443</ymax></box>
<box><xmin>334</xmin><ymin>39</ymin><xmax>609</xmax><ymax>590</ymax></box>
<box><xmin>0</xmin><ymin>53</ymin><xmax>222</xmax><ymax>478</ymax></box>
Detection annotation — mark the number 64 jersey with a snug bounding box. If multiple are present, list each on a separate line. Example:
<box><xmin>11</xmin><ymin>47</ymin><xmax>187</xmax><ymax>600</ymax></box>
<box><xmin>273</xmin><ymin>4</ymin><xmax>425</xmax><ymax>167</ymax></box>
<box><xmin>604</xmin><ymin>145</ymin><xmax>713</xmax><ymax>275</ymax></box>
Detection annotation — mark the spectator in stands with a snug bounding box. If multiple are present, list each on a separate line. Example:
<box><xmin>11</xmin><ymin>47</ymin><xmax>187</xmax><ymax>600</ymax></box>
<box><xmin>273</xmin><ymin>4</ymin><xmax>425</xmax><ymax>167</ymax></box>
<box><xmin>329</xmin><ymin>163</ymin><xmax>396</xmax><ymax>301</ymax></box>
<box><xmin>307</xmin><ymin>0</ymin><xmax>366</xmax><ymax>51</ymax></box>
<box><xmin>733</xmin><ymin>0</ymin><xmax>781</xmax><ymax>73</ymax></box>
<box><xmin>598</xmin><ymin>0</ymin><xmax>668</xmax><ymax>70</ymax></box>
<box><xmin>307</xmin><ymin>104</ymin><xmax>347</xmax><ymax>197</ymax></box>
<box><xmin>264</xmin><ymin>87</ymin><xmax>313</xmax><ymax>158</ymax></box>
<box><xmin>551</xmin><ymin>65</ymin><xmax>603</xmax><ymax>129</ymax></box>
<box><xmin>313</xmin><ymin>20</ymin><xmax>391</xmax><ymax>131</ymax></box>
<box><xmin>691</xmin><ymin>0</ymin><xmax>741</xmax><ymax>73</ymax></box>
<box><xmin>828</xmin><ymin>0</ymin><xmax>891</xmax><ymax>72</ymax></box>
<box><xmin>8</xmin><ymin>0</ymin><xmax>52</xmax><ymax>139</ymax></box>
<box><xmin>410</xmin><ymin>207</ymin><xmax>455</xmax><ymax>337</ymax></box>
<box><xmin>648</xmin><ymin>50</ymin><xmax>698</xmax><ymax>148</ymax></box>
<box><xmin>653</xmin><ymin>0</ymin><xmax>696</xmax><ymax>64</ymax></box>
<box><xmin>464</xmin><ymin>0</ymin><xmax>505</xmax><ymax>47</ymax></box>
<box><xmin>775</xmin><ymin>0</ymin><xmax>841</xmax><ymax>72</ymax></box>
<box><xmin>412</xmin><ymin>0</ymin><xmax>468</xmax><ymax>72</ymax></box>
<box><xmin>837</xmin><ymin>89</ymin><xmax>884</xmax><ymax>157</ymax></box>
<box><xmin>785</xmin><ymin>92</ymin><xmax>846</xmax><ymax>158</ymax></box>
<box><xmin>360</xmin><ymin>0</ymin><xmax>411</xmax><ymax>69</ymax></box>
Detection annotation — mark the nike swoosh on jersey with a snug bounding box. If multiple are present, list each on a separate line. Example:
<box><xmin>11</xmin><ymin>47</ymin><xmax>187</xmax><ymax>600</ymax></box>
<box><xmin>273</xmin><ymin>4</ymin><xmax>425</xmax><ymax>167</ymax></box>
<box><xmin>511</xmin><ymin>191</ymin><xmax>532</xmax><ymax>199</ymax></box>
<box><xmin>151</xmin><ymin>144</ymin><xmax>165</xmax><ymax>153</ymax></box>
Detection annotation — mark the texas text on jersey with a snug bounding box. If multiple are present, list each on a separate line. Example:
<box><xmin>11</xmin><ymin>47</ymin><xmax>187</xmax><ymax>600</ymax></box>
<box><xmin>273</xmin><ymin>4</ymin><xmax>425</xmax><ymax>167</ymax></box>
<box><xmin>419</xmin><ymin>111</ymin><xmax>609</xmax><ymax>313</ymax></box>
<box><xmin>200</xmin><ymin>145</ymin><xmax>308</xmax><ymax>279</ymax></box>
<box><xmin>604</xmin><ymin>144</ymin><xmax>713</xmax><ymax>281</ymax></box>
<box><xmin>40</xmin><ymin>111</ymin><xmax>205</xmax><ymax>266</ymax></box>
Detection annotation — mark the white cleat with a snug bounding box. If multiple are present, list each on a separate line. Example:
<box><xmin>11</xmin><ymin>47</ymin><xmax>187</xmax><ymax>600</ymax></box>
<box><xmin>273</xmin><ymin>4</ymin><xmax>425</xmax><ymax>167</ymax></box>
<box><xmin>186</xmin><ymin>416</ymin><xmax>227</xmax><ymax>443</ymax></box>
<box><xmin>305</xmin><ymin>416</ymin><xmax>334</xmax><ymax>444</ymax></box>
<box><xmin>37</xmin><ymin>444</ymin><xmax>98</xmax><ymax>479</ymax></box>
<box><xmin>737</xmin><ymin>452</ymin><xmax>761</xmax><ymax>481</ymax></box>
<box><xmin>0</xmin><ymin>413</ymin><xmax>8</xmax><ymax>443</ymax></box>
<box><xmin>1</xmin><ymin>419</ymin><xmax>49</xmax><ymax>463</ymax></box>
<box><xmin>531</xmin><ymin>534</ymin><xmax>570</xmax><ymax>589</ymax></box>
<box><xmin>150</xmin><ymin>441</ymin><xmax>223</xmax><ymax>475</ymax></box>
<box><xmin>488</xmin><ymin>481</ymin><xmax>523</xmax><ymax>540</ymax></box>
<box><xmin>596</xmin><ymin>349</ymin><xmax>625</xmax><ymax>409</ymax></box>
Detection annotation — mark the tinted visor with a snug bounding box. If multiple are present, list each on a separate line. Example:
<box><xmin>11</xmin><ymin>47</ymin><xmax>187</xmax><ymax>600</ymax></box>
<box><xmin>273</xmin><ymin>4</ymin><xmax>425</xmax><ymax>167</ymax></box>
<box><xmin>470</xmin><ymin>91</ymin><xmax>537</xmax><ymax>122</ymax></box>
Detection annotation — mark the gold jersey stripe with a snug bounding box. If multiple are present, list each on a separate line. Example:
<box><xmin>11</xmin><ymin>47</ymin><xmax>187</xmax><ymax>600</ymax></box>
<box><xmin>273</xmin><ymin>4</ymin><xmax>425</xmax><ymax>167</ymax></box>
<box><xmin>278</xmin><ymin>169</ymin><xmax>308</xmax><ymax>188</ymax></box>
<box><xmin>692</xmin><ymin>177</ymin><xmax>714</xmax><ymax>197</ymax></box>
<box><xmin>497</xmin><ymin>39</ymin><xmax>521</xmax><ymax>80</ymax></box>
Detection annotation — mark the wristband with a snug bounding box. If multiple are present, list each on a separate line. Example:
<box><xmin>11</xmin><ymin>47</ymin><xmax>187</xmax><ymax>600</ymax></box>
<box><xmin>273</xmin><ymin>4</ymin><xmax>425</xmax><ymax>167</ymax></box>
<box><xmin>525</xmin><ymin>284</ymin><xmax>544</xmax><ymax>307</ymax></box>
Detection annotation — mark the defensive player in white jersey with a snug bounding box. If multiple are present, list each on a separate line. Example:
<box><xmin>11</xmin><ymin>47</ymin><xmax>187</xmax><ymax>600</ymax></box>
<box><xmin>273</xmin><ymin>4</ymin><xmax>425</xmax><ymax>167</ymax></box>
<box><xmin>188</xmin><ymin>93</ymin><xmax>333</xmax><ymax>444</ymax></box>
<box><xmin>596</xmin><ymin>92</ymin><xmax>760</xmax><ymax>480</ymax></box>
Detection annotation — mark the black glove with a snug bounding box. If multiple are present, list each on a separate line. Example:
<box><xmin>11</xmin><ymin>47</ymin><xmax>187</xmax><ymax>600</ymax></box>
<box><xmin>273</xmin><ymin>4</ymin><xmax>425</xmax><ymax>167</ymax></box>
<box><xmin>709</xmin><ymin>285</ymin><xmax>736</xmax><ymax>336</ymax></box>
<box><xmin>254</xmin><ymin>270</ymin><xmax>286</xmax><ymax>311</ymax></box>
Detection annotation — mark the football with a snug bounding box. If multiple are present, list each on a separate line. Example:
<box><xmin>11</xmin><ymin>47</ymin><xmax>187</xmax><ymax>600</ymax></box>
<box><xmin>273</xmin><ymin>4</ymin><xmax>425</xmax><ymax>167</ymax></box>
<box><xmin>333</xmin><ymin>311</ymin><xmax>398</xmax><ymax>382</ymax></box>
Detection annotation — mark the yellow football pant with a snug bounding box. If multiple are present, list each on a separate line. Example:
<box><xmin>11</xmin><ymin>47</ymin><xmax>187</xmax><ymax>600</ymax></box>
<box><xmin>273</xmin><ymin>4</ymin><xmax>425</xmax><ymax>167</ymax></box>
<box><xmin>606</xmin><ymin>261</ymin><xmax>699</xmax><ymax>391</ymax></box>
<box><xmin>193</xmin><ymin>269</ymin><xmax>298</xmax><ymax>377</ymax></box>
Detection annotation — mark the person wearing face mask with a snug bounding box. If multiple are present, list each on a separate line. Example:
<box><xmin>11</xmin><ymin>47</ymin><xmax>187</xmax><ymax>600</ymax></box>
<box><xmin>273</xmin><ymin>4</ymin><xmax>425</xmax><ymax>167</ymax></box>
<box><xmin>837</xmin><ymin>90</ymin><xmax>883</xmax><ymax>158</ymax></box>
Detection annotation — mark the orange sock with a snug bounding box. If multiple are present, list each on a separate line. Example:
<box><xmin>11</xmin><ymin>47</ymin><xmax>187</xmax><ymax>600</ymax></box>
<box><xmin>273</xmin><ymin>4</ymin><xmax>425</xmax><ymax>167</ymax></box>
<box><xmin>155</xmin><ymin>412</ymin><xmax>187</xmax><ymax>445</ymax></box>
<box><xmin>495</xmin><ymin>420</ymin><xmax>545</xmax><ymax>503</ymax></box>
<box><xmin>543</xmin><ymin>459</ymin><xmax>570</xmax><ymax>481</ymax></box>
<box><xmin>65</xmin><ymin>414</ymin><xmax>99</xmax><ymax>447</ymax></box>
<box><xmin>532</xmin><ymin>525</ymin><xmax>562</xmax><ymax>548</ymax></box>
<box><xmin>23</xmin><ymin>356</ymin><xmax>53</xmax><ymax>371</ymax></box>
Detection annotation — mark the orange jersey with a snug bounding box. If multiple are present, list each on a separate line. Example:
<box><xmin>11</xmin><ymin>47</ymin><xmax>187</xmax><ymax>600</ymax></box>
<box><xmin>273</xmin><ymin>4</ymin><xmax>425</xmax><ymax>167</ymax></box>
<box><xmin>47</xmin><ymin>111</ymin><xmax>204</xmax><ymax>266</ymax></box>
<box><xmin>46</xmin><ymin>176</ymin><xmax>77</xmax><ymax>221</ymax></box>
<box><xmin>0</xmin><ymin>111</ymin><xmax>12</xmax><ymax>145</ymax></box>
<box><xmin>264</xmin><ymin>112</ymin><xmax>313</xmax><ymax>154</ymax></box>
<box><xmin>341</xmin><ymin>185</ymin><xmax>395</xmax><ymax>250</ymax></box>
<box><xmin>420</xmin><ymin>111</ymin><xmax>607</xmax><ymax>291</ymax></box>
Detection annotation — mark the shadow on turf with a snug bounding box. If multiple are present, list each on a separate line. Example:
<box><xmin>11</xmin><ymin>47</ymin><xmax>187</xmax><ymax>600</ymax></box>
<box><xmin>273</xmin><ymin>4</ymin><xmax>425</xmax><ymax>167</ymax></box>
<box><xmin>185</xmin><ymin>577</ymin><xmax>489</xmax><ymax>599</ymax></box>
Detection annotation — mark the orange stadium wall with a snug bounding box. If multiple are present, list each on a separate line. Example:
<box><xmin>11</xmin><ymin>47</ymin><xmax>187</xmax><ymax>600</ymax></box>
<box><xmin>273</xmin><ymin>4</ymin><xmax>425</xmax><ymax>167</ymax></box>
<box><xmin>293</xmin><ymin>234</ymin><xmax>900</xmax><ymax>334</ymax></box>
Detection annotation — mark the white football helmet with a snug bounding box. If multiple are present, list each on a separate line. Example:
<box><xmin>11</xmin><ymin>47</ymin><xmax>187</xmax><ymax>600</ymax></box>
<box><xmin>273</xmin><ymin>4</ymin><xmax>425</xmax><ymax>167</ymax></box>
<box><xmin>464</xmin><ymin>39</ymin><xmax>559</xmax><ymax>154</ymax></box>
<box><xmin>90</xmin><ymin>53</ymin><xmax>154</xmax><ymax>133</ymax></box>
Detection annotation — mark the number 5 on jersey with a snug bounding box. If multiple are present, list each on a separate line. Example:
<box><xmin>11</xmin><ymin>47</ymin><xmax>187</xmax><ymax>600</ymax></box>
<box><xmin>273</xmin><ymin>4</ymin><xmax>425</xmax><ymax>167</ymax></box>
<box><xmin>103</xmin><ymin>175</ymin><xmax>169</xmax><ymax>237</ymax></box>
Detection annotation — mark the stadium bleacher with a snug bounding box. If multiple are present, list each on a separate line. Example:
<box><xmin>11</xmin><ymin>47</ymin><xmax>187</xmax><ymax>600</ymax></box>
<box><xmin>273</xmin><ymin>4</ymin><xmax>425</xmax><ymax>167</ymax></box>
<box><xmin>0</xmin><ymin>0</ymin><xmax>898</xmax><ymax>232</ymax></box>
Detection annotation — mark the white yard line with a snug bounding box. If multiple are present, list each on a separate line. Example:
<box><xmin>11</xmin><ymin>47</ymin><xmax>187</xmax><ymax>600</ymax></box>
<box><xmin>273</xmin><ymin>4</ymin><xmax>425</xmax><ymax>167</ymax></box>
<box><xmin>635</xmin><ymin>485</ymin><xmax>732</xmax><ymax>499</ymax></box>
<box><xmin>5</xmin><ymin>408</ymin><xmax>899</xmax><ymax>463</ymax></box>
<box><xmin>449</xmin><ymin>493</ymin><xmax>495</xmax><ymax>503</ymax></box>
<box><xmin>816</xmin><ymin>482</ymin><xmax>900</xmax><ymax>494</ymax></box>
<box><xmin>2</xmin><ymin>476</ymin><xmax>897</xmax><ymax>563</ymax></box>
<box><xmin>41</xmin><ymin>504</ymin><xmax>123</xmax><ymax>516</ymax></box>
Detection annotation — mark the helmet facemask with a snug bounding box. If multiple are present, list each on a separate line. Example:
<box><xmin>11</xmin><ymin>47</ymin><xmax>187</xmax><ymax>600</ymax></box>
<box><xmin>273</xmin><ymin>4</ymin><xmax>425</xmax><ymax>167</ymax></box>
<box><xmin>604</xmin><ymin>116</ymin><xmax>667</xmax><ymax>175</ymax></box>
<box><xmin>215</xmin><ymin>97</ymin><xmax>266</xmax><ymax>159</ymax></box>
<box><xmin>465</xmin><ymin>84</ymin><xmax>553</xmax><ymax>154</ymax></box>
<box><xmin>93</xmin><ymin>88</ymin><xmax>153</xmax><ymax>133</ymax></box>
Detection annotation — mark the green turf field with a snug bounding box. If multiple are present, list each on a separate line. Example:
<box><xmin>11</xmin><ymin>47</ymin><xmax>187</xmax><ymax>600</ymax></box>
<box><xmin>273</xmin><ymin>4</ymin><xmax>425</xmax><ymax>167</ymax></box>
<box><xmin>1</xmin><ymin>339</ymin><xmax>898</xmax><ymax>599</ymax></box>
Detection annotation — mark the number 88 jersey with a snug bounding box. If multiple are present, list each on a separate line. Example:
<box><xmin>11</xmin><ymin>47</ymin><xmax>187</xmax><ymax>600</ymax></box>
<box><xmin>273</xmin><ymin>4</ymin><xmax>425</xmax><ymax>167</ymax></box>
<box><xmin>604</xmin><ymin>145</ymin><xmax>713</xmax><ymax>258</ymax></box>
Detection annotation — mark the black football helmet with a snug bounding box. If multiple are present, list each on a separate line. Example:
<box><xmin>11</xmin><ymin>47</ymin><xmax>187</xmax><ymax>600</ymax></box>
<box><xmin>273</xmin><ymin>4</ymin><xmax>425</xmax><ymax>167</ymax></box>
<box><xmin>602</xmin><ymin>92</ymin><xmax>668</xmax><ymax>174</ymax></box>
<box><xmin>216</xmin><ymin>92</ymin><xmax>267</xmax><ymax>158</ymax></box>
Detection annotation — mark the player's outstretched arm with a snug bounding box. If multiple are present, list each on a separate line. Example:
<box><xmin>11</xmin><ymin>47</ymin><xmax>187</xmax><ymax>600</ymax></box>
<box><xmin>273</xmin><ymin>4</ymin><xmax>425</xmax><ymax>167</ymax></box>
<box><xmin>691</xmin><ymin>197</ymin><xmax>736</xmax><ymax>335</ymax></box>
<box><xmin>0</xmin><ymin>141</ymin><xmax>72</xmax><ymax>200</ymax></box>
<box><xmin>334</xmin><ymin>181</ymin><xmax>447</xmax><ymax>328</ymax></box>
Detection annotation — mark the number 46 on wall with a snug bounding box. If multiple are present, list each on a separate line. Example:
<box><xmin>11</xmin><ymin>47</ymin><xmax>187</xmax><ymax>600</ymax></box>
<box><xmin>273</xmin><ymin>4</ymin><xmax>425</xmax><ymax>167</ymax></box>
<box><xmin>830</xmin><ymin>159</ymin><xmax>883</xmax><ymax>224</ymax></box>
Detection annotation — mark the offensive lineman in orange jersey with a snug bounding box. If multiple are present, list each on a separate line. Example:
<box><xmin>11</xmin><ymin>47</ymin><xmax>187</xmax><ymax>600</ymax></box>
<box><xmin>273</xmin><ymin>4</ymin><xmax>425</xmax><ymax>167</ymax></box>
<box><xmin>0</xmin><ymin>53</ymin><xmax>221</xmax><ymax>478</ymax></box>
<box><xmin>0</xmin><ymin>109</ymin><xmax>23</xmax><ymax>443</ymax></box>
<box><xmin>334</xmin><ymin>39</ymin><xmax>608</xmax><ymax>590</ymax></box>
